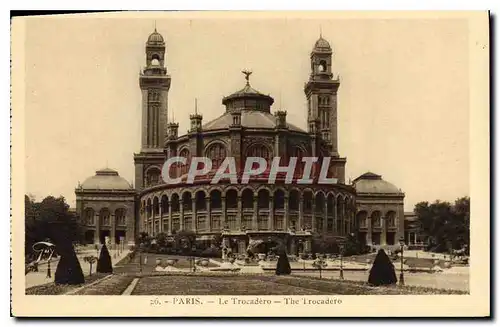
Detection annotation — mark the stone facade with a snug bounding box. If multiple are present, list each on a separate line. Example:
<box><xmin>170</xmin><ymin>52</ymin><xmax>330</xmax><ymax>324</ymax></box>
<box><xmin>75</xmin><ymin>29</ymin><xmax>411</xmax><ymax>252</ymax></box>
<box><xmin>75</xmin><ymin>169</ymin><xmax>136</xmax><ymax>245</ymax></box>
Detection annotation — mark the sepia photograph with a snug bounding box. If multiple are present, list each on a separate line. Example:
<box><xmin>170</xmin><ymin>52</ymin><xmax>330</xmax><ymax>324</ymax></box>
<box><xmin>10</xmin><ymin>11</ymin><xmax>489</xmax><ymax>317</ymax></box>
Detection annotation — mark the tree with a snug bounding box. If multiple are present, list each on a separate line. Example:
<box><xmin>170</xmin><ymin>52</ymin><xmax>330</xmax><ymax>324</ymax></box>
<box><xmin>368</xmin><ymin>249</ymin><xmax>397</xmax><ymax>286</ymax></box>
<box><xmin>414</xmin><ymin>196</ymin><xmax>470</xmax><ymax>253</ymax></box>
<box><xmin>174</xmin><ymin>230</ymin><xmax>197</xmax><ymax>253</ymax></box>
<box><xmin>25</xmin><ymin>195</ymin><xmax>83</xmax><ymax>262</ymax></box>
<box><xmin>96</xmin><ymin>243</ymin><xmax>113</xmax><ymax>273</ymax></box>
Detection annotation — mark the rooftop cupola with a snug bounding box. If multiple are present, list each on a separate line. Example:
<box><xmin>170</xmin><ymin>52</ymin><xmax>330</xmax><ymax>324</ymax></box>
<box><xmin>222</xmin><ymin>70</ymin><xmax>274</xmax><ymax>112</ymax></box>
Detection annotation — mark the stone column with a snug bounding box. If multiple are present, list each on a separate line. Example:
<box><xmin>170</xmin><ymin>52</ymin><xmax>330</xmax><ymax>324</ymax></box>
<box><xmin>284</xmin><ymin>195</ymin><xmax>289</xmax><ymax>231</ymax></box>
<box><xmin>168</xmin><ymin>200</ymin><xmax>173</xmax><ymax>235</ymax></box>
<box><xmin>206</xmin><ymin>197</ymin><xmax>211</xmax><ymax>232</ymax></box>
<box><xmin>311</xmin><ymin>200</ymin><xmax>316</xmax><ymax>232</ymax></box>
<box><xmin>95</xmin><ymin>213</ymin><xmax>101</xmax><ymax>244</ymax></box>
<box><xmin>366</xmin><ymin>216</ymin><xmax>372</xmax><ymax>245</ymax></box>
<box><xmin>305</xmin><ymin>239</ymin><xmax>312</xmax><ymax>253</ymax></box>
<box><xmin>252</xmin><ymin>196</ymin><xmax>258</xmax><ymax>230</ymax></box>
<box><xmin>238</xmin><ymin>239</ymin><xmax>246</xmax><ymax>254</ymax></box>
<box><xmin>333</xmin><ymin>200</ymin><xmax>337</xmax><ymax>234</ymax></box>
<box><xmin>221</xmin><ymin>196</ymin><xmax>227</xmax><ymax>228</ymax></box>
<box><xmin>269</xmin><ymin>196</ymin><xmax>274</xmax><ymax>231</ymax></box>
<box><xmin>159</xmin><ymin>201</ymin><xmax>163</xmax><ymax>233</ymax></box>
<box><xmin>192</xmin><ymin>198</ymin><xmax>197</xmax><ymax>233</ymax></box>
<box><xmin>381</xmin><ymin>216</ymin><xmax>387</xmax><ymax>245</ymax></box>
<box><xmin>323</xmin><ymin>199</ymin><xmax>328</xmax><ymax>234</ymax></box>
<box><xmin>298</xmin><ymin>194</ymin><xmax>304</xmax><ymax>230</ymax></box>
<box><xmin>237</xmin><ymin>196</ymin><xmax>242</xmax><ymax>230</ymax></box>
<box><xmin>340</xmin><ymin>202</ymin><xmax>345</xmax><ymax>236</ymax></box>
<box><xmin>180</xmin><ymin>200</ymin><xmax>185</xmax><ymax>231</ymax></box>
<box><xmin>290</xmin><ymin>239</ymin><xmax>297</xmax><ymax>255</ymax></box>
<box><xmin>111</xmin><ymin>213</ymin><xmax>116</xmax><ymax>244</ymax></box>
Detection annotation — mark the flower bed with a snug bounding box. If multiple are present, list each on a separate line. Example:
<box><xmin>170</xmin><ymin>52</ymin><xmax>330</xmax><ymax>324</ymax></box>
<box><xmin>25</xmin><ymin>273</ymin><xmax>108</xmax><ymax>295</ymax></box>
<box><xmin>71</xmin><ymin>275</ymin><xmax>135</xmax><ymax>295</ymax></box>
<box><xmin>266</xmin><ymin>275</ymin><xmax>468</xmax><ymax>295</ymax></box>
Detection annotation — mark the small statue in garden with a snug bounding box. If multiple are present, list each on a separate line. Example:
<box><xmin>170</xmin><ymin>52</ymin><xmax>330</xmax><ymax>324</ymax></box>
<box><xmin>368</xmin><ymin>249</ymin><xmax>397</xmax><ymax>286</ymax></box>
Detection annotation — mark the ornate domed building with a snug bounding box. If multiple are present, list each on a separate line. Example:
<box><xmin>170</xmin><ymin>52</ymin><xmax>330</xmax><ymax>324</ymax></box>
<box><xmin>75</xmin><ymin>29</ymin><xmax>407</xmax><ymax>253</ymax></box>
<box><xmin>75</xmin><ymin>168</ymin><xmax>136</xmax><ymax>245</ymax></box>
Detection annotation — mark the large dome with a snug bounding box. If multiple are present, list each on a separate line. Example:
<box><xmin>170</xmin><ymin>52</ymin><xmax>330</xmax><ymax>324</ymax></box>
<box><xmin>81</xmin><ymin>168</ymin><xmax>132</xmax><ymax>190</ymax></box>
<box><xmin>353</xmin><ymin>172</ymin><xmax>402</xmax><ymax>194</ymax></box>
<box><xmin>202</xmin><ymin>110</ymin><xmax>306</xmax><ymax>133</ymax></box>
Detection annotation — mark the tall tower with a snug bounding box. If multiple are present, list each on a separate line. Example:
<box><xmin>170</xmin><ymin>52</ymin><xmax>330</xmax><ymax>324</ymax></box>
<box><xmin>304</xmin><ymin>35</ymin><xmax>340</xmax><ymax>157</ymax></box>
<box><xmin>134</xmin><ymin>28</ymin><xmax>171</xmax><ymax>190</ymax></box>
<box><xmin>139</xmin><ymin>28</ymin><xmax>171</xmax><ymax>149</ymax></box>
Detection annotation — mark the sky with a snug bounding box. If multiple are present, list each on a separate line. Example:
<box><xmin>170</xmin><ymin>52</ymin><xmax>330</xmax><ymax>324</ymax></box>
<box><xmin>22</xmin><ymin>13</ymin><xmax>470</xmax><ymax>210</ymax></box>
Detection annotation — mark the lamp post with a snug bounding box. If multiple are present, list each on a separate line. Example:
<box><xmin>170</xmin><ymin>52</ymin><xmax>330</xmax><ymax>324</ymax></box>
<box><xmin>191</xmin><ymin>245</ymin><xmax>197</xmax><ymax>272</ymax></box>
<box><xmin>339</xmin><ymin>244</ymin><xmax>345</xmax><ymax>280</ymax></box>
<box><xmin>139</xmin><ymin>242</ymin><xmax>144</xmax><ymax>274</ymax></box>
<box><xmin>399</xmin><ymin>236</ymin><xmax>405</xmax><ymax>286</ymax></box>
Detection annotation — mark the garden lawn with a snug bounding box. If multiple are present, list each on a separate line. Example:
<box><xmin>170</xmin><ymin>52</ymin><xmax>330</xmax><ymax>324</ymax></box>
<box><xmin>25</xmin><ymin>273</ymin><xmax>108</xmax><ymax>295</ymax></box>
<box><xmin>72</xmin><ymin>274</ymin><xmax>135</xmax><ymax>295</ymax></box>
<box><xmin>131</xmin><ymin>275</ymin><xmax>324</xmax><ymax>295</ymax></box>
<box><xmin>129</xmin><ymin>274</ymin><xmax>466</xmax><ymax>295</ymax></box>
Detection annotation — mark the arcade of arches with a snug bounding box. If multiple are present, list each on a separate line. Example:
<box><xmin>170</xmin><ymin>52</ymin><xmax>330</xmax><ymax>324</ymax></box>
<box><xmin>140</xmin><ymin>186</ymin><xmax>356</xmax><ymax>255</ymax></box>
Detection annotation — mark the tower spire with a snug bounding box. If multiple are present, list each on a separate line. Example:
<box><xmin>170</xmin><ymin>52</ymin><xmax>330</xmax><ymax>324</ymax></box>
<box><xmin>154</xmin><ymin>20</ymin><xmax>157</xmax><ymax>32</ymax></box>
<box><xmin>320</xmin><ymin>24</ymin><xmax>322</xmax><ymax>38</ymax></box>
<box><xmin>195</xmin><ymin>98</ymin><xmax>198</xmax><ymax>114</ymax></box>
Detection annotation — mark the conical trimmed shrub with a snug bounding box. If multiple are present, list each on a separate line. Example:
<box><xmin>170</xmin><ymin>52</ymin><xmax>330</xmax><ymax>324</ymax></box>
<box><xmin>52</xmin><ymin>223</ymin><xmax>85</xmax><ymax>285</ymax></box>
<box><xmin>368</xmin><ymin>249</ymin><xmax>397</xmax><ymax>286</ymax></box>
<box><xmin>96</xmin><ymin>243</ymin><xmax>113</xmax><ymax>273</ymax></box>
<box><xmin>275</xmin><ymin>248</ymin><xmax>291</xmax><ymax>275</ymax></box>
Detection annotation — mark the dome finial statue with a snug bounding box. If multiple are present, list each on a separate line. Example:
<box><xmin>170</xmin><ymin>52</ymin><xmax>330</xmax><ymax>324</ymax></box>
<box><xmin>242</xmin><ymin>69</ymin><xmax>252</xmax><ymax>86</ymax></box>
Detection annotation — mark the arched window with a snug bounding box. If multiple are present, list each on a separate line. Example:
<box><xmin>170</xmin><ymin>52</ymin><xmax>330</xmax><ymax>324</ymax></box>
<box><xmin>210</xmin><ymin>190</ymin><xmax>222</xmax><ymax>209</ymax></box>
<box><xmin>84</xmin><ymin>208</ymin><xmax>95</xmax><ymax>225</ymax></box>
<box><xmin>318</xmin><ymin>60</ymin><xmax>327</xmax><ymax>73</ymax></box>
<box><xmin>371</xmin><ymin>211</ymin><xmax>382</xmax><ymax>227</ymax></box>
<box><xmin>315</xmin><ymin>193</ymin><xmax>325</xmax><ymax>213</ymax></box>
<box><xmin>246</xmin><ymin>144</ymin><xmax>271</xmax><ymax>169</ymax></box>
<box><xmin>115</xmin><ymin>208</ymin><xmax>126</xmax><ymax>226</ymax></box>
<box><xmin>151</xmin><ymin>54</ymin><xmax>161</xmax><ymax>66</ymax></box>
<box><xmin>206</xmin><ymin>143</ymin><xmax>227</xmax><ymax>170</ymax></box>
<box><xmin>291</xmin><ymin>147</ymin><xmax>305</xmax><ymax>177</ymax></box>
<box><xmin>161</xmin><ymin>195</ymin><xmax>168</xmax><ymax>214</ymax></box>
<box><xmin>182</xmin><ymin>192</ymin><xmax>192</xmax><ymax>211</ymax></box>
<box><xmin>153</xmin><ymin>197</ymin><xmax>159</xmax><ymax>216</ymax></box>
<box><xmin>242</xmin><ymin>189</ymin><xmax>253</xmax><ymax>209</ymax></box>
<box><xmin>146</xmin><ymin>199</ymin><xmax>152</xmax><ymax>218</ymax></box>
<box><xmin>386</xmin><ymin>211</ymin><xmax>396</xmax><ymax>227</ymax></box>
<box><xmin>303</xmin><ymin>191</ymin><xmax>313</xmax><ymax>212</ymax></box>
<box><xmin>225</xmin><ymin>189</ymin><xmax>238</xmax><ymax>209</ymax></box>
<box><xmin>99</xmin><ymin>208</ymin><xmax>110</xmax><ymax>226</ymax></box>
<box><xmin>274</xmin><ymin>189</ymin><xmax>285</xmax><ymax>210</ymax></box>
<box><xmin>146</xmin><ymin>167</ymin><xmax>161</xmax><ymax>187</ymax></box>
<box><xmin>257</xmin><ymin>189</ymin><xmax>270</xmax><ymax>209</ymax></box>
<box><xmin>327</xmin><ymin>194</ymin><xmax>334</xmax><ymax>215</ymax></box>
<box><xmin>179</xmin><ymin>149</ymin><xmax>190</xmax><ymax>176</ymax></box>
<box><xmin>356</xmin><ymin>211</ymin><xmax>368</xmax><ymax>228</ymax></box>
<box><xmin>195</xmin><ymin>191</ymin><xmax>206</xmax><ymax>211</ymax></box>
<box><xmin>289</xmin><ymin>190</ymin><xmax>299</xmax><ymax>211</ymax></box>
<box><xmin>171</xmin><ymin>194</ymin><xmax>180</xmax><ymax>212</ymax></box>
